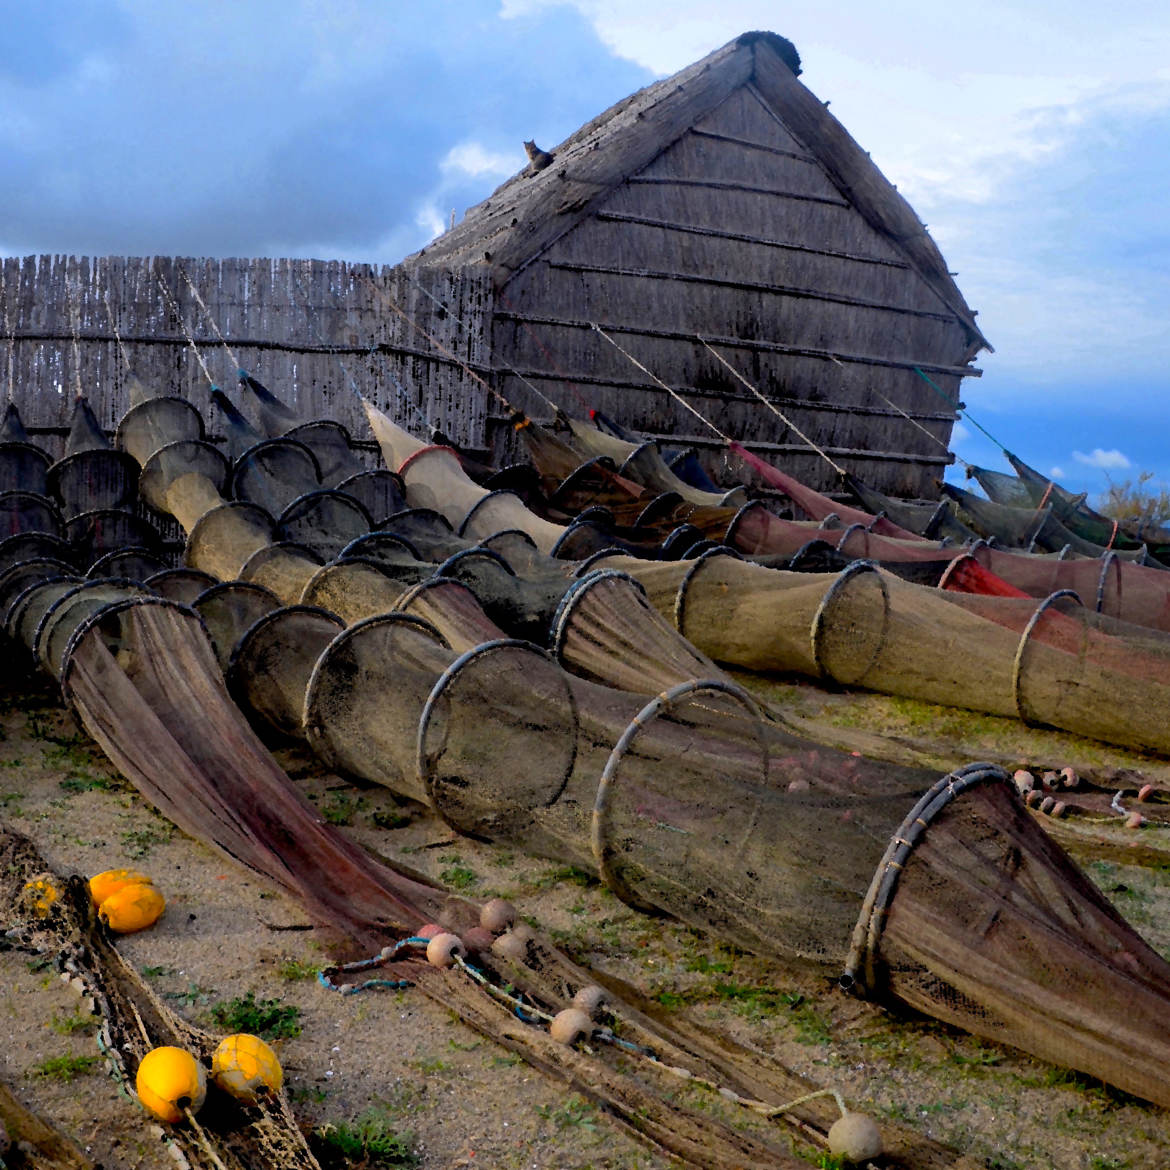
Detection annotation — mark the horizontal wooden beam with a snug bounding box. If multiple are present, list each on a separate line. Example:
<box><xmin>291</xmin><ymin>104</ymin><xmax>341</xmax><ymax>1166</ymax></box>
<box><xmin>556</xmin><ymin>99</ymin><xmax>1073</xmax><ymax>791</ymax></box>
<box><xmin>542</xmin><ymin>260</ymin><xmax>955</xmax><ymax>323</ymax></box>
<box><xmin>627</xmin><ymin>175</ymin><xmax>850</xmax><ymax>207</ymax></box>
<box><xmin>492</xmin><ymin>311</ymin><xmax>982</xmax><ymax>379</ymax></box>
<box><xmin>593</xmin><ymin>210</ymin><xmax>910</xmax><ymax>268</ymax></box>
<box><xmin>494</xmin><ymin>367</ymin><xmax>958</xmax><ymax>422</ymax></box>
<box><xmin>6</xmin><ymin>329</ymin><xmax>492</xmax><ymax>376</ymax></box>
<box><xmin>687</xmin><ymin>127</ymin><xmax>816</xmax><ymax>164</ymax></box>
<box><xmin>640</xmin><ymin>431</ymin><xmax>955</xmax><ymax>466</ymax></box>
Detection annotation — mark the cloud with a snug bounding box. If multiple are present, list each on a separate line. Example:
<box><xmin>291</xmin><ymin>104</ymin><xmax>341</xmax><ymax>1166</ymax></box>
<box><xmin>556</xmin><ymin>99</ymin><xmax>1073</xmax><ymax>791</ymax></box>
<box><xmin>0</xmin><ymin>2</ymin><xmax>651</xmax><ymax>261</ymax></box>
<box><xmin>1073</xmin><ymin>448</ymin><xmax>1131</xmax><ymax>470</ymax></box>
<box><xmin>951</xmin><ymin>422</ymin><xmax>971</xmax><ymax>443</ymax></box>
<box><xmin>1049</xmin><ymin>466</ymin><xmax>1065</xmax><ymax>479</ymax></box>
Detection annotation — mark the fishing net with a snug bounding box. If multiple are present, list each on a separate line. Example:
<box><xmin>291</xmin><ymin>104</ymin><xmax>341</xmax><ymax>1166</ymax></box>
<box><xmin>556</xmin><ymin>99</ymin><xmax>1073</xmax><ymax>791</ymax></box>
<box><xmin>86</xmin><ymin>547</ymin><xmax>169</xmax><ymax>581</ymax></box>
<box><xmin>47</xmin><ymin>449</ymin><xmax>141</xmax><ymax>518</ymax></box>
<box><xmin>335</xmin><ymin>468</ymin><xmax>407</xmax><ymax>520</ymax></box>
<box><xmin>563</xmin><ymin>417</ymin><xmax>745</xmax><ymax>508</ymax></box>
<box><xmin>276</xmin><ymin>489</ymin><xmax>372</xmax><ymax>560</ymax></box>
<box><xmin>60</xmin><ymin>597</ymin><xmax>456</xmax><ymax>944</ymax></box>
<box><xmin>6</xmin><ymin>576</ymin><xmax>84</xmax><ymax>654</ymax></box>
<box><xmin>0</xmin><ymin>441</ymin><xmax>50</xmax><ymax>496</ymax></box>
<box><xmin>226</xmin><ymin>605</ymin><xmax>345</xmax><ymax>740</ymax></box>
<box><xmin>145</xmin><ymin>566</ymin><xmax>218</xmax><ymax>604</ymax></box>
<box><xmin>300</xmin><ymin>595</ymin><xmax>1170</xmax><ymax>1105</ymax></box>
<box><xmin>0</xmin><ymin>531</ymin><xmax>75</xmax><ymax>570</ymax></box>
<box><xmin>192</xmin><ymin>581</ymin><xmax>282</xmax><ymax>671</ymax></box>
<box><xmin>728</xmin><ymin>441</ymin><xmax>919</xmax><ymax>538</ymax></box>
<box><xmin>398</xmin><ymin>444</ymin><xmax>565</xmax><ymax>552</ymax></box>
<box><xmin>239</xmin><ymin>542</ymin><xmax>322</xmax><ymax>604</ymax></box>
<box><xmin>283</xmin><ymin>419</ymin><xmax>363</xmax><ymax>486</ymax></box>
<box><xmin>34</xmin><ymin>578</ymin><xmax>151</xmax><ymax>678</ymax></box>
<box><xmin>0</xmin><ymin>490</ymin><xmax>63</xmax><ymax>540</ymax></box>
<box><xmin>231</xmin><ymin>438</ymin><xmax>321</xmax><ymax>516</ymax></box>
<box><xmin>299</xmin><ymin>558</ymin><xmax>428</xmax><ymax>624</ymax></box>
<box><xmin>845</xmin><ymin>474</ymin><xmax>980</xmax><ymax>543</ymax></box>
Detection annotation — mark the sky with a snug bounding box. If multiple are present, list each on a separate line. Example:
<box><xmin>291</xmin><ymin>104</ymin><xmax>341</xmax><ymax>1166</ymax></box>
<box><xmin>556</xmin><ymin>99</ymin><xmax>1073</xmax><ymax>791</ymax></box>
<box><xmin>2</xmin><ymin>1</ymin><xmax>1168</xmax><ymax>503</ymax></box>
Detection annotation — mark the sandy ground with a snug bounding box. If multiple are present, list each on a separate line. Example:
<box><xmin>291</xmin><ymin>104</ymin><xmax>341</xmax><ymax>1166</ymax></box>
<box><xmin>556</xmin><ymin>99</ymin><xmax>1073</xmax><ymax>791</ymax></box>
<box><xmin>2</xmin><ymin>670</ymin><xmax>1170</xmax><ymax>1169</ymax></box>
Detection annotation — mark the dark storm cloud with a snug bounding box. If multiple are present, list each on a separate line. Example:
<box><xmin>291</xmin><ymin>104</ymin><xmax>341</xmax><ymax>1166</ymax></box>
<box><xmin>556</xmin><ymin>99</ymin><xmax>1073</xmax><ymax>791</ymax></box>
<box><xmin>0</xmin><ymin>2</ymin><xmax>651</xmax><ymax>260</ymax></box>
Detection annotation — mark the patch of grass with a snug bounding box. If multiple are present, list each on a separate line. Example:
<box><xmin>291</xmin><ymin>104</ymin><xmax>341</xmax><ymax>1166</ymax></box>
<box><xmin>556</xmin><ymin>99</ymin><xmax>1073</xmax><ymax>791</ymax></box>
<box><xmin>712</xmin><ymin>981</ymin><xmax>786</xmax><ymax>1021</ymax></box>
<box><xmin>32</xmin><ymin>1055</ymin><xmax>98</xmax><ymax>1082</ymax></box>
<box><xmin>536</xmin><ymin>1095</ymin><xmax>599</xmax><ymax>1133</ymax></box>
<box><xmin>50</xmin><ymin>1010</ymin><xmax>96</xmax><ymax>1035</ymax></box>
<box><xmin>368</xmin><ymin>807</ymin><xmax>411</xmax><ymax>830</ymax></box>
<box><xmin>816</xmin><ymin>1155</ymin><xmax>849</xmax><ymax>1170</ymax></box>
<box><xmin>438</xmin><ymin>859</ymin><xmax>477</xmax><ymax>890</ymax></box>
<box><xmin>290</xmin><ymin>1084</ymin><xmax>328</xmax><ymax>1104</ymax></box>
<box><xmin>120</xmin><ymin>824</ymin><xmax>175</xmax><ymax>859</ymax></box>
<box><xmin>165</xmin><ymin>982</ymin><xmax>215</xmax><ymax>1008</ymax></box>
<box><xmin>277</xmin><ymin>958</ymin><xmax>318</xmax><ymax>982</ymax></box>
<box><xmin>321</xmin><ymin>792</ymin><xmax>362</xmax><ymax>826</ymax></box>
<box><xmin>140</xmin><ymin>964</ymin><xmax>176</xmax><ymax>979</ymax></box>
<box><xmin>408</xmin><ymin>1056</ymin><xmax>450</xmax><ymax>1075</ymax></box>
<box><xmin>59</xmin><ymin>771</ymin><xmax>117</xmax><ymax>793</ymax></box>
<box><xmin>947</xmin><ymin>1043</ymin><xmax>1003</xmax><ymax>1071</ymax></box>
<box><xmin>210</xmin><ymin>991</ymin><xmax>301</xmax><ymax>1040</ymax></box>
<box><xmin>311</xmin><ymin>1109</ymin><xmax>418</xmax><ymax>1168</ymax></box>
<box><xmin>683</xmin><ymin>953</ymin><xmax>733</xmax><ymax>975</ymax></box>
<box><xmin>530</xmin><ymin>864</ymin><xmax>595</xmax><ymax>890</ymax></box>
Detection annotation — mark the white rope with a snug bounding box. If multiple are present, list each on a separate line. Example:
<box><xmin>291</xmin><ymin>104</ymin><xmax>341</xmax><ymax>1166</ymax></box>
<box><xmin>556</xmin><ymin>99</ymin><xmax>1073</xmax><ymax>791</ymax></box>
<box><xmin>175</xmin><ymin>262</ymin><xmax>242</xmax><ymax>372</ymax></box>
<box><xmin>698</xmin><ymin>336</ymin><xmax>845</xmax><ymax>475</ymax></box>
<box><xmin>155</xmin><ymin>269</ymin><xmax>219</xmax><ymax>389</ymax></box>
<box><xmin>592</xmin><ymin>324</ymin><xmax>731</xmax><ymax>444</ymax></box>
<box><xmin>101</xmin><ymin>291</ymin><xmax>133</xmax><ymax>373</ymax></box>
<box><xmin>289</xmin><ymin>263</ymin><xmax>432</xmax><ymax>433</ymax></box>
<box><xmin>65</xmin><ymin>277</ymin><xmax>84</xmax><ymax>399</ymax></box>
<box><xmin>405</xmin><ymin>272</ymin><xmax>563</xmax><ymax>415</ymax></box>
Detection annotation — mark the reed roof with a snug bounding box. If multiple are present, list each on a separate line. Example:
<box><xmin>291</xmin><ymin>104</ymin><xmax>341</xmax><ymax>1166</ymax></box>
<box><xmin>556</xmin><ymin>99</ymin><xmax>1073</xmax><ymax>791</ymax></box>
<box><xmin>407</xmin><ymin>30</ymin><xmax>989</xmax><ymax>354</ymax></box>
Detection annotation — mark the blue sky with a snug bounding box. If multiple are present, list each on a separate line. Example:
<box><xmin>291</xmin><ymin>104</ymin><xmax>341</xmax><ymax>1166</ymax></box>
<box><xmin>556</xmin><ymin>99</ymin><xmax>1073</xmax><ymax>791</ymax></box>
<box><xmin>2</xmin><ymin>1</ymin><xmax>1167</xmax><ymax>504</ymax></box>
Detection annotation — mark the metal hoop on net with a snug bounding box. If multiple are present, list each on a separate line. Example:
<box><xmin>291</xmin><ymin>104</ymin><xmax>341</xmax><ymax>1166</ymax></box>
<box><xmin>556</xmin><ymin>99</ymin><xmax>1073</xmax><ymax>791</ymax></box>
<box><xmin>592</xmin><ymin>678</ymin><xmax>768</xmax><ymax>914</ymax></box>
<box><xmin>842</xmin><ymin>761</ymin><xmax>1011</xmax><ymax>997</ymax></box>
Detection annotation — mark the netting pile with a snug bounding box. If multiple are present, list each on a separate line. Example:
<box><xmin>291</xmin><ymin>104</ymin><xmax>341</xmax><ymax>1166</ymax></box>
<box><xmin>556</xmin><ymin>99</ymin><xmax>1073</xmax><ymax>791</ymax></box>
<box><xmin>9</xmin><ymin>381</ymin><xmax>1170</xmax><ymax>1119</ymax></box>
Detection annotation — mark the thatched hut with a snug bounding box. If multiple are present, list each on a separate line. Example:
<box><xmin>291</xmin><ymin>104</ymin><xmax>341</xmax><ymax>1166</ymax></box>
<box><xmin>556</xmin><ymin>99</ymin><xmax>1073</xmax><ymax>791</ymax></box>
<box><xmin>2</xmin><ymin>32</ymin><xmax>985</xmax><ymax>502</ymax></box>
<box><xmin>406</xmin><ymin>30</ymin><xmax>989</xmax><ymax>498</ymax></box>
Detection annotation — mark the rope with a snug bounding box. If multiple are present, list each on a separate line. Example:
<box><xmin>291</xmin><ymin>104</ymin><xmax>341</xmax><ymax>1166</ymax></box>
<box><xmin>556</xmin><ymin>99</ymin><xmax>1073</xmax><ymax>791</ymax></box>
<box><xmin>913</xmin><ymin>366</ymin><xmax>1009</xmax><ymax>453</ymax></box>
<box><xmin>154</xmin><ymin>267</ymin><xmax>220</xmax><ymax>391</ymax></box>
<box><xmin>289</xmin><ymin>264</ymin><xmax>431</xmax><ymax>434</ymax></box>
<box><xmin>592</xmin><ymin>324</ymin><xmax>730</xmax><ymax>444</ymax></box>
<box><xmin>101</xmin><ymin>292</ymin><xmax>133</xmax><ymax>374</ymax></box>
<box><xmin>64</xmin><ymin>278</ymin><xmax>84</xmax><ymax>400</ymax></box>
<box><xmin>175</xmin><ymin>262</ymin><xmax>243</xmax><ymax>373</ymax></box>
<box><xmin>1</xmin><ymin>285</ymin><xmax>14</xmax><ymax>404</ymax></box>
<box><xmin>362</xmin><ymin>273</ymin><xmax>519</xmax><ymax>416</ymax></box>
<box><xmin>316</xmin><ymin>929</ymin><xmax>856</xmax><ymax>1136</ymax></box>
<box><xmin>404</xmin><ymin>273</ymin><xmax>565</xmax><ymax>416</ymax></box>
<box><xmin>698</xmin><ymin>336</ymin><xmax>845</xmax><ymax>475</ymax></box>
<box><xmin>870</xmin><ymin>385</ymin><xmax>971</xmax><ymax>471</ymax></box>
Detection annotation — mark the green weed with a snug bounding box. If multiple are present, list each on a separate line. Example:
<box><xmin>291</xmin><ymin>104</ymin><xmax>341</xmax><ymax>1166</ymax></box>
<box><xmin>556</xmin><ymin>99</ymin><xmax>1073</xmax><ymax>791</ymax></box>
<box><xmin>536</xmin><ymin>1095</ymin><xmax>599</xmax><ymax>1133</ymax></box>
<box><xmin>50</xmin><ymin>1010</ymin><xmax>96</xmax><ymax>1035</ymax></box>
<box><xmin>210</xmin><ymin>991</ymin><xmax>301</xmax><ymax>1039</ymax></box>
<box><xmin>277</xmin><ymin>958</ymin><xmax>318</xmax><ymax>982</ymax></box>
<box><xmin>311</xmin><ymin>1109</ymin><xmax>418</xmax><ymax>1168</ymax></box>
<box><xmin>32</xmin><ymin>1055</ymin><xmax>98</xmax><ymax>1082</ymax></box>
<box><xmin>439</xmin><ymin>859</ymin><xmax>477</xmax><ymax>890</ymax></box>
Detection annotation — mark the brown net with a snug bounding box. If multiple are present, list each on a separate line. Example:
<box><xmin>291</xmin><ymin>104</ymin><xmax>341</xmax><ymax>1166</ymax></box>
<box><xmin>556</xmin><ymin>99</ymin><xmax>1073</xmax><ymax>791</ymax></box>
<box><xmin>226</xmin><ymin>605</ymin><xmax>345</xmax><ymax>740</ymax></box>
<box><xmin>238</xmin><ymin>542</ymin><xmax>322</xmax><ymax>604</ymax></box>
<box><xmin>276</xmin><ymin>489</ymin><xmax>372</xmax><ymax>559</ymax></box>
<box><xmin>299</xmin><ymin>558</ymin><xmax>428</xmax><ymax>623</ymax></box>
<box><xmin>231</xmin><ymin>438</ymin><xmax>322</xmax><ymax>516</ymax></box>
<box><xmin>191</xmin><ymin>580</ymin><xmax>282</xmax><ymax>672</ymax></box>
<box><xmin>60</xmin><ymin>598</ymin><xmax>458</xmax><ymax>944</ymax></box>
